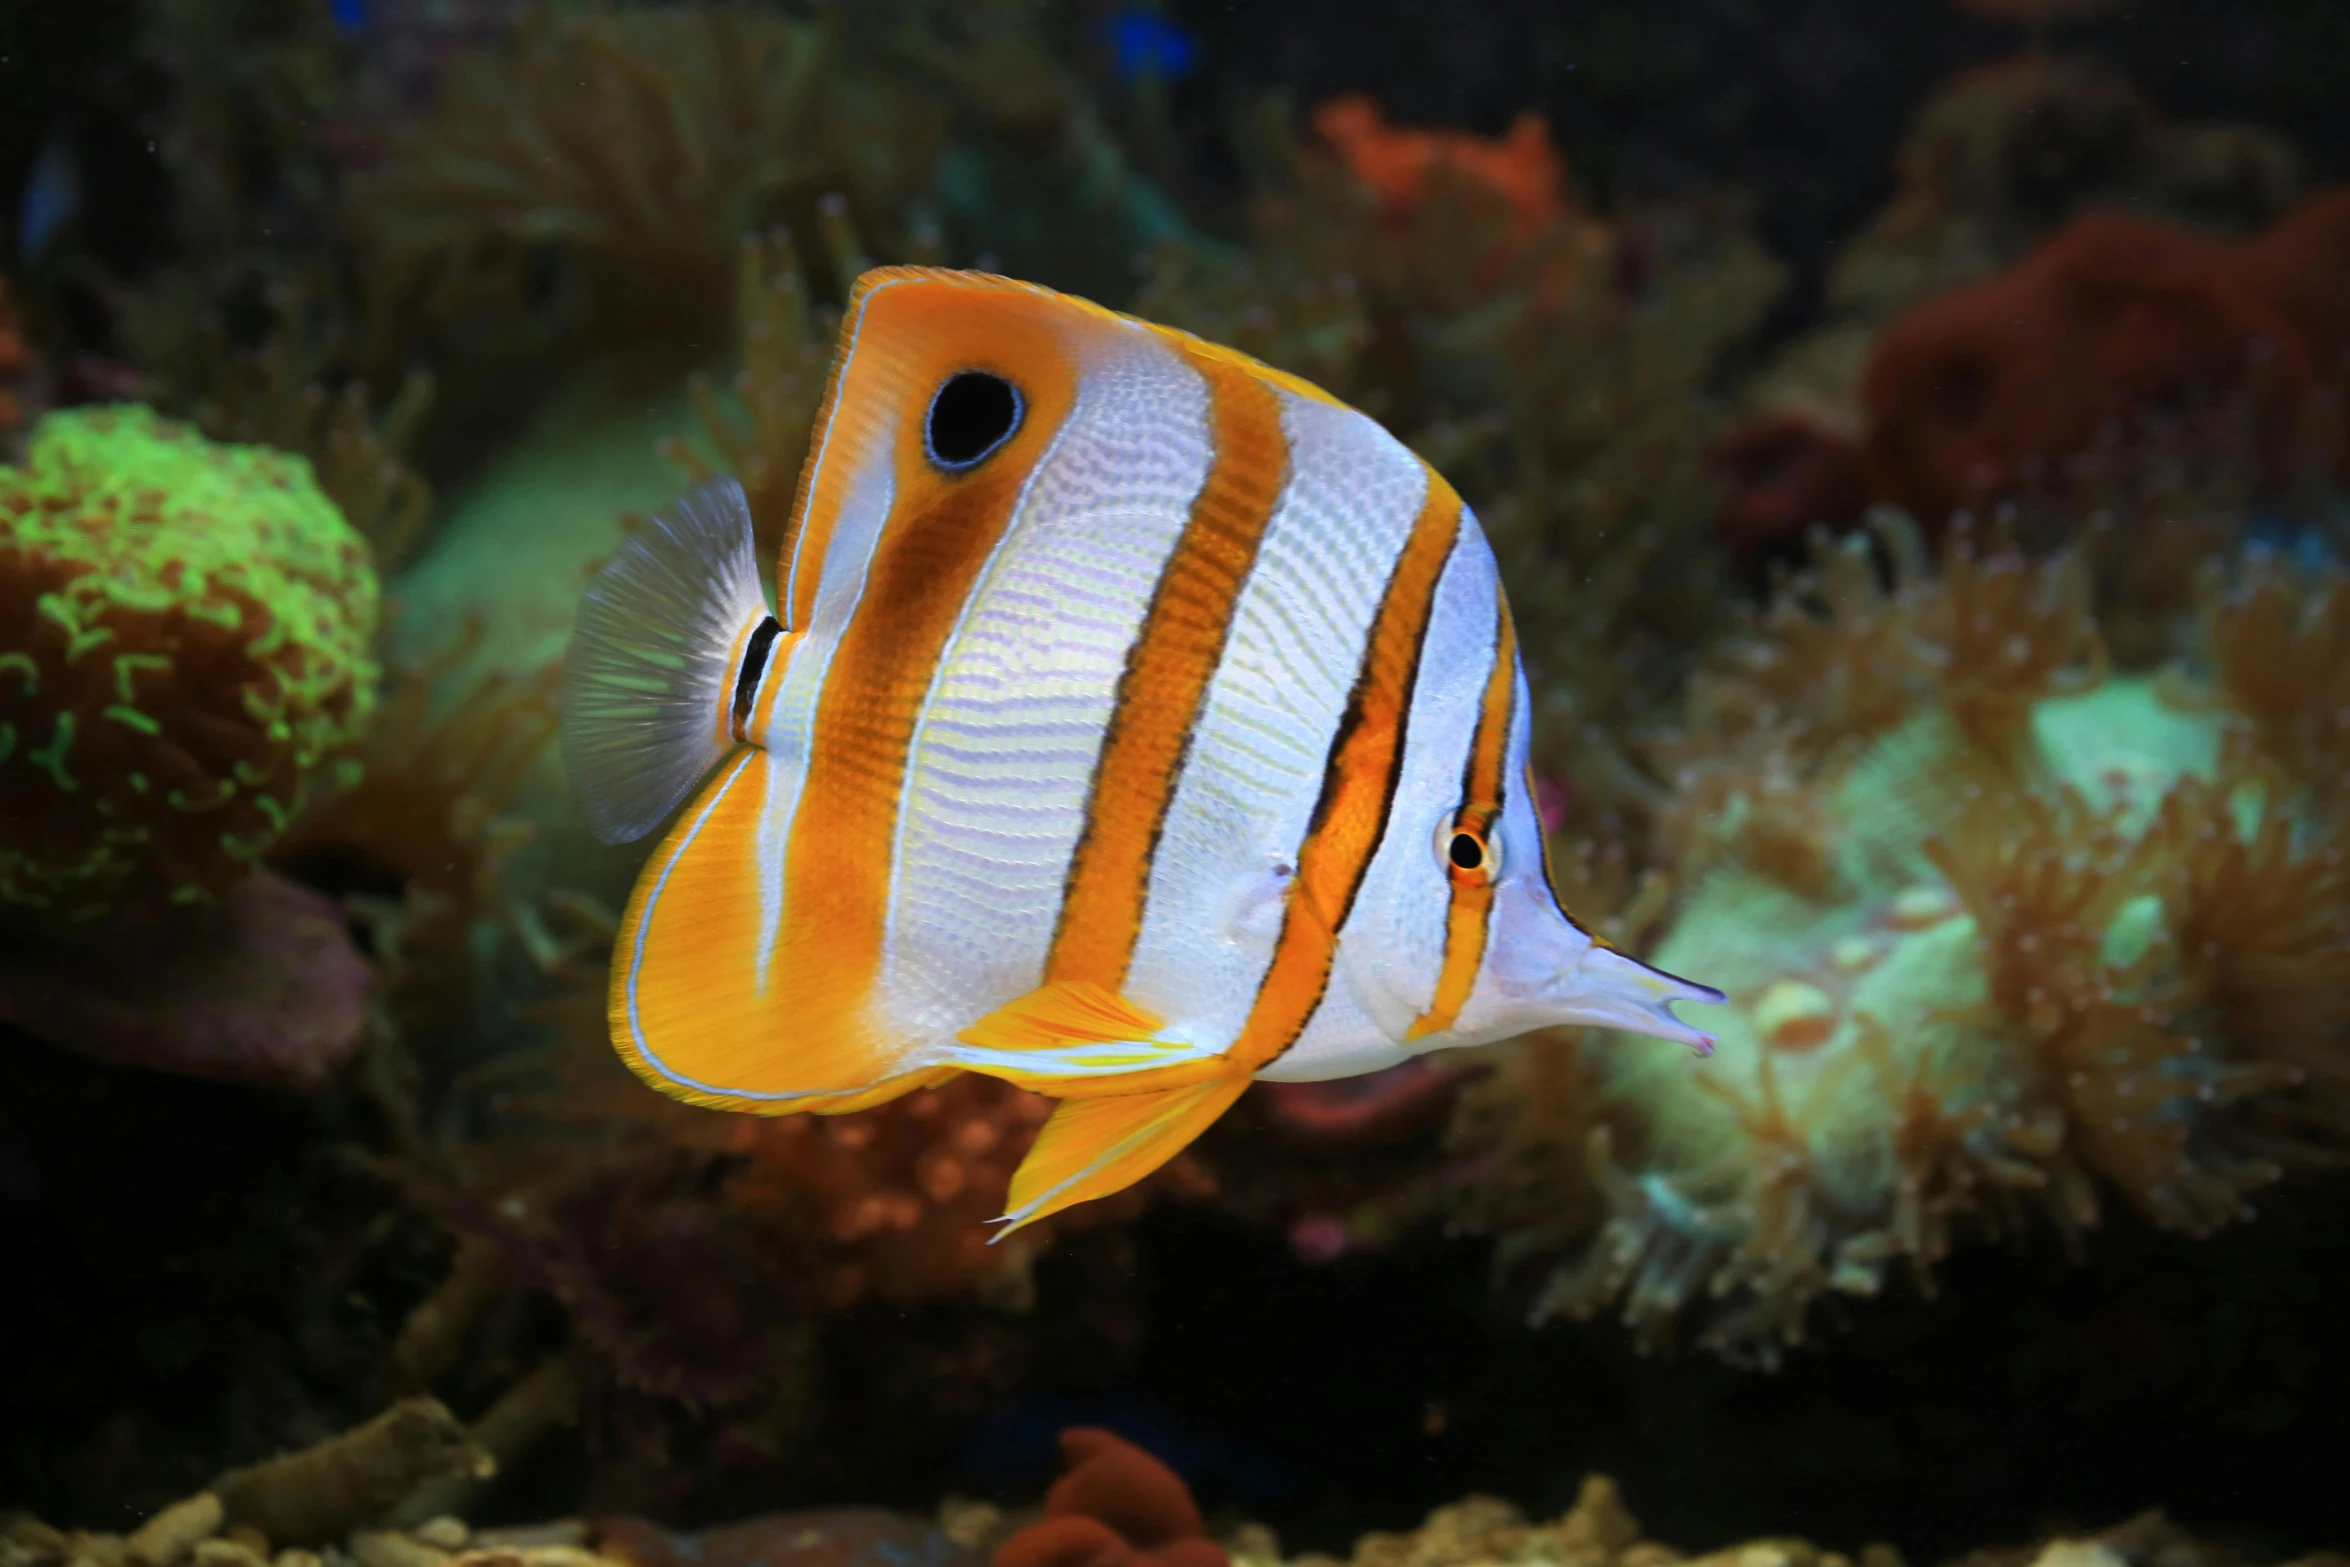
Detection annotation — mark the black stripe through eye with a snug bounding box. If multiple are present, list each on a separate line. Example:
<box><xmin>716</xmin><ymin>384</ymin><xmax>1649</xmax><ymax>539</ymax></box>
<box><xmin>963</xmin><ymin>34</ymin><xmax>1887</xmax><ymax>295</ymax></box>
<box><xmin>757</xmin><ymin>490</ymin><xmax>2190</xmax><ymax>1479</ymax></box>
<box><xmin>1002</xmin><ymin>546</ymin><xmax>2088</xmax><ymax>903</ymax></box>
<box><xmin>925</xmin><ymin>371</ymin><xmax>1024</xmax><ymax>471</ymax></box>
<box><xmin>732</xmin><ymin>615</ymin><xmax>782</xmax><ymax>735</ymax></box>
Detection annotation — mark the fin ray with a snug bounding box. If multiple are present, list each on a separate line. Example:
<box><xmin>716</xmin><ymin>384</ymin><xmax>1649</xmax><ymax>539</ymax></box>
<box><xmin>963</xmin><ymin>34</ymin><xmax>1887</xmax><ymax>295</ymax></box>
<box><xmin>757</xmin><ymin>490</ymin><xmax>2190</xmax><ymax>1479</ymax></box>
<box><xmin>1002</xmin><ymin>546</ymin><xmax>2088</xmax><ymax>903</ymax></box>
<box><xmin>996</xmin><ymin>1075</ymin><xmax>1251</xmax><ymax>1236</ymax></box>
<box><xmin>953</xmin><ymin>982</ymin><xmax>1224</xmax><ymax>1090</ymax></box>
<box><xmin>562</xmin><ymin>476</ymin><xmax>770</xmax><ymax>844</ymax></box>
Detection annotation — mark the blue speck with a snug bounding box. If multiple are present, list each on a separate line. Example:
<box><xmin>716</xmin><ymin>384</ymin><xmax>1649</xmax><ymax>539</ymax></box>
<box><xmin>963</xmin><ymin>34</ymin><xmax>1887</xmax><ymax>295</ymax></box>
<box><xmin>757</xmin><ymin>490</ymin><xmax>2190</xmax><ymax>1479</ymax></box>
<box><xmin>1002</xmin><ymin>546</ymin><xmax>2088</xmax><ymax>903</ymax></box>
<box><xmin>17</xmin><ymin>130</ymin><xmax>78</xmax><ymax>265</ymax></box>
<box><xmin>329</xmin><ymin>0</ymin><xmax>369</xmax><ymax>34</ymax></box>
<box><xmin>1106</xmin><ymin>10</ymin><xmax>1198</xmax><ymax>83</ymax></box>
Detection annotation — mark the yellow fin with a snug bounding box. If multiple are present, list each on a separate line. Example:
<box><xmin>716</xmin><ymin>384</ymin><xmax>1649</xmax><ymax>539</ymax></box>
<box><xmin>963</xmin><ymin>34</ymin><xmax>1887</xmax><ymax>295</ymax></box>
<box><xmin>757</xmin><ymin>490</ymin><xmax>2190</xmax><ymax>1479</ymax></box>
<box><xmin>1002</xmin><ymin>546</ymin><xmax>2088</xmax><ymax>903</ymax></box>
<box><xmin>965</xmin><ymin>980</ymin><xmax>1169</xmax><ymax>1048</ymax></box>
<box><xmin>996</xmin><ymin>1074</ymin><xmax>1252</xmax><ymax>1236</ymax></box>
<box><xmin>952</xmin><ymin>981</ymin><xmax>1225</xmax><ymax>1093</ymax></box>
<box><xmin>610</xmin><ymin>750</ymin><xmax>900</xmax><ymax>1113</ymax></box>
<box><xmin>788</xmin><ymin>1067</ymin><xmax>957</xmax><ymax>1115</ymax></box>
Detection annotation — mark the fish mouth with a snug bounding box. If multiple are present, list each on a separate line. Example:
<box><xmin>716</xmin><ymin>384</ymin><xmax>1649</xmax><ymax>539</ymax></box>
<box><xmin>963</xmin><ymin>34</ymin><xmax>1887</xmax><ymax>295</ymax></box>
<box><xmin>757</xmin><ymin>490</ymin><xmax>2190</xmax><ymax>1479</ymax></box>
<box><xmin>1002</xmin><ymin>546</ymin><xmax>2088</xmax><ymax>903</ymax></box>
<box><xmin>1551</xmin><ymin>945</ymin><xmax>1724</xmax><ymax>1054</ymax></box>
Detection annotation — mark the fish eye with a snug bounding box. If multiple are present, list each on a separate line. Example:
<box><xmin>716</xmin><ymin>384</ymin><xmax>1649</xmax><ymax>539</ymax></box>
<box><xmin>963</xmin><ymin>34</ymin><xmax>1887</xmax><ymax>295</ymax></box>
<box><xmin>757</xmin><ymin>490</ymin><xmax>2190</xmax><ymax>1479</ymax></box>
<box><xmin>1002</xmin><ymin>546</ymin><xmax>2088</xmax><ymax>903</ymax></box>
<box><xmin>1436</xmin><ymin>816</ymin><xmax>1499</xmax><ymax>882</ymax></box>
<box><xmin>925</xmin><ymin>371</ymin><xmax>1024</xmax><ymax>472</ymax></box>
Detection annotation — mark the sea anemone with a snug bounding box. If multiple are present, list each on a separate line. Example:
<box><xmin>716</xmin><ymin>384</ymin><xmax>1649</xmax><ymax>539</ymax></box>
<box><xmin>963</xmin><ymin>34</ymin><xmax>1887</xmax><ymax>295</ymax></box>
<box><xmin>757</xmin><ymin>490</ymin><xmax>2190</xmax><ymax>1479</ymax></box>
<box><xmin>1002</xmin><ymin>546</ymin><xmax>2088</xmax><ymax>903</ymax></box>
<box><xmin>1455</xmin><ymin>518</ymin><xmax>2350</xmax><ymax>1364</ymax></box>
<box><xmin>0</xmin><ymin>406</ymin><xmax>378</xmax><ymax>920</ymax></box>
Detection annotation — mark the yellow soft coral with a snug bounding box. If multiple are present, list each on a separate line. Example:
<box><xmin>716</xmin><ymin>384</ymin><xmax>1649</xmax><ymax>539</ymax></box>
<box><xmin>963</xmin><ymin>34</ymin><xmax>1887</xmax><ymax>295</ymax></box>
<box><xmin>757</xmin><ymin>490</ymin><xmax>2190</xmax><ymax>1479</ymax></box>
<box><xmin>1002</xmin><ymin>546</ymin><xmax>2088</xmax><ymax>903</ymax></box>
<box><xmin>0</xmin><ymin>405</ymin><xmax>378</xmax><ymax>919</ymax></box>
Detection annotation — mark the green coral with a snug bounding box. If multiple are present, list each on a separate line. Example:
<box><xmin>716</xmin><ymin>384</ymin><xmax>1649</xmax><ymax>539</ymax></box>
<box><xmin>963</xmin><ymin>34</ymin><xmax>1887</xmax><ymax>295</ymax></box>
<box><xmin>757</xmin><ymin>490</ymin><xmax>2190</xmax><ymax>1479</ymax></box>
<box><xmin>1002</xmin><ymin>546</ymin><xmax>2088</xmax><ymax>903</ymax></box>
<box><xmin>0</xmin><ymin>405</ymin><xmax>379</xmax><ymax>918</ymax></box>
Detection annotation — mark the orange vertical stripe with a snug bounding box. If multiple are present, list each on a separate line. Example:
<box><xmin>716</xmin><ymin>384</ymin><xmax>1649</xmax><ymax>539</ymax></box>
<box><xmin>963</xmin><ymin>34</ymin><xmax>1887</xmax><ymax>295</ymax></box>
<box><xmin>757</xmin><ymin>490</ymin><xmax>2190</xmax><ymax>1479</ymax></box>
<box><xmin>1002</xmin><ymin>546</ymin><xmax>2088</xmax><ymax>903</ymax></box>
<box><xmin>771</xmin><ymin>285</ymin><xmax>1085</xmax><ymax>1057</ymax></box>
<box><xmin>1047</xmin><ymin>350</ymin><xmax>1289</xmax><ymax>988</ymax></box>
<box><xmin>1228</xmin><ymin>470</ymin><xmax>1464</xmax><ymax>1071</ymax></box>
<box><xmin>1407</xmin><ymin>588</ymin><xmax>1517</xmax><ymax>1040</ymax></box>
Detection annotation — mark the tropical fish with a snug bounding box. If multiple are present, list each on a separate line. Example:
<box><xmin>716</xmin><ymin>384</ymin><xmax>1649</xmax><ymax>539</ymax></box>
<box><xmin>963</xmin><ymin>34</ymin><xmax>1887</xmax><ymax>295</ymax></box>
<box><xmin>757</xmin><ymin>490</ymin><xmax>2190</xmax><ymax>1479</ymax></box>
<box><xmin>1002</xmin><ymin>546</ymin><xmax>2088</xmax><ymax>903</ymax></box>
<box><xmin>561</xmin><ymin>266</ymin><xmax>1722</xmax><ymax>1236</ymax></box>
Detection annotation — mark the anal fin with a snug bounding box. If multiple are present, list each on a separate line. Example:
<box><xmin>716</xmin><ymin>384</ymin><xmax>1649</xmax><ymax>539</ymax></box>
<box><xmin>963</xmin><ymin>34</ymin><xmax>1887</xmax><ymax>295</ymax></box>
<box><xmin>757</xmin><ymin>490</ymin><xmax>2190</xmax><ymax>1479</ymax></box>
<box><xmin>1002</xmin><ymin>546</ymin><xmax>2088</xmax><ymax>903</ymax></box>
<box><xmin>995</xmin><ymin>1074</ymin><xmax>1252</xmax><ymax>1237</ymax></box>
<box><xmin>953</xmin><ymin>981</ymin><xmax>1226</xmax><ymax>1096</ymax></box>
<box><xmin>786</xmin><ymin>1066</ymin><xmax>957</xmax><ymax>1115</ymax></box>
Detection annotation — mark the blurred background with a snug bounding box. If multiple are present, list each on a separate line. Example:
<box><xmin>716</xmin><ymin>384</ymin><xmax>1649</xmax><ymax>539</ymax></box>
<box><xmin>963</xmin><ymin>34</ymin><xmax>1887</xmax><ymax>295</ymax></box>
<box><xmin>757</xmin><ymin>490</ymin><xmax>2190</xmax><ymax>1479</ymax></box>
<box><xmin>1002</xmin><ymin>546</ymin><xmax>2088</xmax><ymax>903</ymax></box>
<box><xmin>0</xmin><ymin>6</ymin><xmax>2345</xmax><ymax>1567</ymax></box>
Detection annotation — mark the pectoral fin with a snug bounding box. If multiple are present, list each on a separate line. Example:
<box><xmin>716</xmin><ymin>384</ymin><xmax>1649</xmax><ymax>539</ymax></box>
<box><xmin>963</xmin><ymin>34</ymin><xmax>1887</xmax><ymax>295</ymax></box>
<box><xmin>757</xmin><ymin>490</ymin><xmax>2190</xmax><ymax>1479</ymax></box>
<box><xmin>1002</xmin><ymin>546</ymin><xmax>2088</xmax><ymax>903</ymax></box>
<box><xmin>995</xmin><ymin>1074</ymin><xmax>1253</xmax><ymax>1236</ymax></box>
<box><xmin>952</xmin><ymin>981</ymin><xmax>1227</xmax><ymax>1095</ymax></box>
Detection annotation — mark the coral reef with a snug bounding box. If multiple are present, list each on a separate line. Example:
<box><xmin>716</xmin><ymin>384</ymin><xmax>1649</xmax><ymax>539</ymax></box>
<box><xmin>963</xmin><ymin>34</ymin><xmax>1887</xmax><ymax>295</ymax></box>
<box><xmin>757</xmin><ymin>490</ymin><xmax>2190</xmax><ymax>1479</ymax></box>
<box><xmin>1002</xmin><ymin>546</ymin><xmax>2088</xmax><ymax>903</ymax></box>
<box><xmin>356</xmin><ymin>6</ymin><xmax>943</xmax><ymax>359</ymax></box>
<box><xmin>602</xmin><ymin>1510</ymin><xmax>981</xmax><ymax>1567</ymax></box>
<box><xmin>1308</xmin><ymin>95</ymin><xmax>1571</xmax><ymax>282</ymax></box>
<box><xmin>657</xmin><ymin>231</ymin><xmax>838</xmax><ymax>571</ymax></box>
<box><xmin>1289</xmin><ymin>1477</ymin><xmax>2342</xmax><ymax>1567</ymax></box>
<box><xmin>1719</xmin><ymin>55</ymin><xmax>2310</xmax><ymax>556</ymax></box>
<box><xmin>0</xmin><ymin>406</ymin><xmax>379</xmax><ymax>920</ymax></box>
<box><xmin>0</xmin><ymin>867</ymin><xmax>367</xmax><ymax>1090</ymax></box>
<box><xmin>196</xmin><ymin>329</ymin><xmax>439</xmax><ymax>577</ymax></box>
<box><xmin>1455</xmin><ymin>518</ymin><xmax>2350</xmax><ymax>1362</ymax></box>
<box><xmin>428</xmin><ymin>1067</ymin><xmax>1201</xmax><ymax>1399</ymax></box>
<box><xmin>1861</xmin><ymin>208</ymin><xmax>2320</xmax><ymax>528</ymax></box>
<box><xmin>991</xmin><ymin>1429</ymin><xmax>1226</xmax><ymax>1567</ymax></box>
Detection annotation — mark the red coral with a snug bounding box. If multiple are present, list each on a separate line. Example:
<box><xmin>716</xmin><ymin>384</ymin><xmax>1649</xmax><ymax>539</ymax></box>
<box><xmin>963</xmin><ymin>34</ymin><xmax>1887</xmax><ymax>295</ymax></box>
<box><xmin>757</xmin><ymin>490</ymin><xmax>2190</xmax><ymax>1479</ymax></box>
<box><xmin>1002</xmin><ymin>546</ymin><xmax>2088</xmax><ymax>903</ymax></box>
<box><xmin>1708</xmin><ymin>411</ymin><xmax>1872</xmax><ymax>559</ymax></box>
<box><xmin>1862</xmin><ymin>210</ymin><xmax>2314</xmax><ymax>526</ymax></box>
<box><xmin>1311</xmin><ymin>94</ymin><xmax>1567</xmax><ymax>263</ymax></box>
<box><xmin>2228</xmin><ymin>185</ymin><xmax>2350</xmax><ymax>376</ymax></box>
<box><xmin>993</xmin><ymin>1429</ymin><xmax>1226</xmax><ymax>1567</ymax></box>
<box><xmin>0</xmin><ymin>277</ymin><xmax>28</xmax><ymax>439</ymax></box>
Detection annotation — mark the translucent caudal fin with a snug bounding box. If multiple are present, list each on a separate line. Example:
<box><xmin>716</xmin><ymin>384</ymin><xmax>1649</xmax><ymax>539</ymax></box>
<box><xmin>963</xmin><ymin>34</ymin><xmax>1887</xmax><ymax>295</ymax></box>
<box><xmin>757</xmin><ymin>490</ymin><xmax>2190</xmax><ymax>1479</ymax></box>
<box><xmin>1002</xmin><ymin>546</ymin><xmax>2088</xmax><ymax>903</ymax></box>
<box><xmin>561</xmin><ymin>477</ymin><xmax>774</xmax><ymax>844</ymax></box>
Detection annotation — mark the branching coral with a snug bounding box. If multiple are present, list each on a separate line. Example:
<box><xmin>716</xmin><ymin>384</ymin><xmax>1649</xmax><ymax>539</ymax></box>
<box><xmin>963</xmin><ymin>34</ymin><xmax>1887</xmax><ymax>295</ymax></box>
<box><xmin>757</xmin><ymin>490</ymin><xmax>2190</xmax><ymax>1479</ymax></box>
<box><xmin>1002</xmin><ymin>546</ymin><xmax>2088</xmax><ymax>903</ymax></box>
<box><xmin>1455</xmin><ymin>518</ymin><xmax>2350</xmax><ymax>1364</ymax></box>
<box><xmin>0</xmin><ymin>406</ymin><xmax>379</xmax><ymax>920</ymax></box>
<box><xmin>271</xmin><ymin>622</ymin><xmax>565</xmax><ymax>1057</ymax></box>
<box><xmin>358</xmin><ymin>6</ymin><xmax>944</xmax><ymax>357</ymax></box>
<box><xmin>657</xmin><ymin>232</ymin><xmax>836</xmax><ymax>572</ymax></box>
<box><xmin>198</xmin><ymin>328</ymin><xmax>439</xmax><ymax>575</ymax></box>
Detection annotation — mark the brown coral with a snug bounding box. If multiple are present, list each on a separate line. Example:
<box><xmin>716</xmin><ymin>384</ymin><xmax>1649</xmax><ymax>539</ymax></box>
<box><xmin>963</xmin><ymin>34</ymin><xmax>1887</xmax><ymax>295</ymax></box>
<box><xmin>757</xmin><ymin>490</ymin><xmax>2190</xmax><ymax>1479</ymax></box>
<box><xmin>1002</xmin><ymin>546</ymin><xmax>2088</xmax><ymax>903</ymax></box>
<box><xmin>359</xmin><ymin>7</ymin><xmax>942</xmax><ymax>358</ymax></box>
<box><xmin>657</xmin><ymin>232</ymin><xmax>836</xmax><ymax>572</ymax></box>
<box><xmin>1456</xmin><ymin>519</ymin><xmax>2350</xmax><ymax>1362</ymax></box>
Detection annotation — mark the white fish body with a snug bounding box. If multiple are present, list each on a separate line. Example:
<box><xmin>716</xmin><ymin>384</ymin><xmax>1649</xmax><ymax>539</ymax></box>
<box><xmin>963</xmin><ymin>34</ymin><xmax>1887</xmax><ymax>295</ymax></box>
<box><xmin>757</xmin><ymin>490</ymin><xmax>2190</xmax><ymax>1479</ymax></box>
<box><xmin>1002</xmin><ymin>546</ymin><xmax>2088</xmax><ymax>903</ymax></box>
<box><xmin>562</xmin><ymin>267</ymin><xmax>1721</xmax><ymax>1231</ymax></box>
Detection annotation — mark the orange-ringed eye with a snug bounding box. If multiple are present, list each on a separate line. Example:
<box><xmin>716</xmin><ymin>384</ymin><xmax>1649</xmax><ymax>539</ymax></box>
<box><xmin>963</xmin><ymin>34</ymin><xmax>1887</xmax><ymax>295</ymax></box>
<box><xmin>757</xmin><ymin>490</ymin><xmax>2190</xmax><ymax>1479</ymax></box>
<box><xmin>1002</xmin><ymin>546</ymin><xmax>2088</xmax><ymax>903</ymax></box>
<box><xmin>1448</xmin><ymin>832</ymin><xmax>1484</xmax><ymax>871</ymax></box>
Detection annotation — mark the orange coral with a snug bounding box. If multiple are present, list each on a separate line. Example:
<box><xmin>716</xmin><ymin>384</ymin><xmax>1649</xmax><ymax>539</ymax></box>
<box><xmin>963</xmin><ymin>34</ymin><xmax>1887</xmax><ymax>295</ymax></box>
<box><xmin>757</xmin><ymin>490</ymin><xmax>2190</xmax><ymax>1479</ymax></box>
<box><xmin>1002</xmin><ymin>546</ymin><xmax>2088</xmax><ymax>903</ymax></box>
<box><xmin>717</xmin><ymin>1074</ymin><xmax>1195</xmax><ymax>1309</ymax></box>
<box><xmin>993</xmin><ymin>1429</ymin><xmax>1226</xmax><ymax>1567</ymax></box>
<box><xmin>1312</xmin><ymin>94</ymin><xmax>1568</xmax><ymax>251</ymax></box>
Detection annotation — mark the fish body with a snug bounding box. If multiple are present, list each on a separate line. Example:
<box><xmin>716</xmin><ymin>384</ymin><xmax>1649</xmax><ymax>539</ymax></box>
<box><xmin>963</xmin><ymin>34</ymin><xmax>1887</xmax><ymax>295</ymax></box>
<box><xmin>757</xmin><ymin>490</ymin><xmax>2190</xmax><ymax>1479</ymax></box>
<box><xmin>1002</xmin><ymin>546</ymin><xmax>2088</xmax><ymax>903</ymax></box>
<box><xmin>562</xmin><ymin>267</ymin><xmax>1720</xmax><ymax>1233</ymax></box>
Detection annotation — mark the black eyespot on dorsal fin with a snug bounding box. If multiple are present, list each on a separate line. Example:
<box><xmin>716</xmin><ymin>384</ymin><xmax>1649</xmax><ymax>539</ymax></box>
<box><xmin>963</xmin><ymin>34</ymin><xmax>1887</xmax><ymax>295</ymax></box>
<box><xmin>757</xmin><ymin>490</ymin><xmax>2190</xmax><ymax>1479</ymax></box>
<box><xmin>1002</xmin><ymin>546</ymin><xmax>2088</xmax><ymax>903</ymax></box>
<box><xmin>925</xmin><ymin>371</ymin><xmax>1024</xmax><ymax>472</ymax></box>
